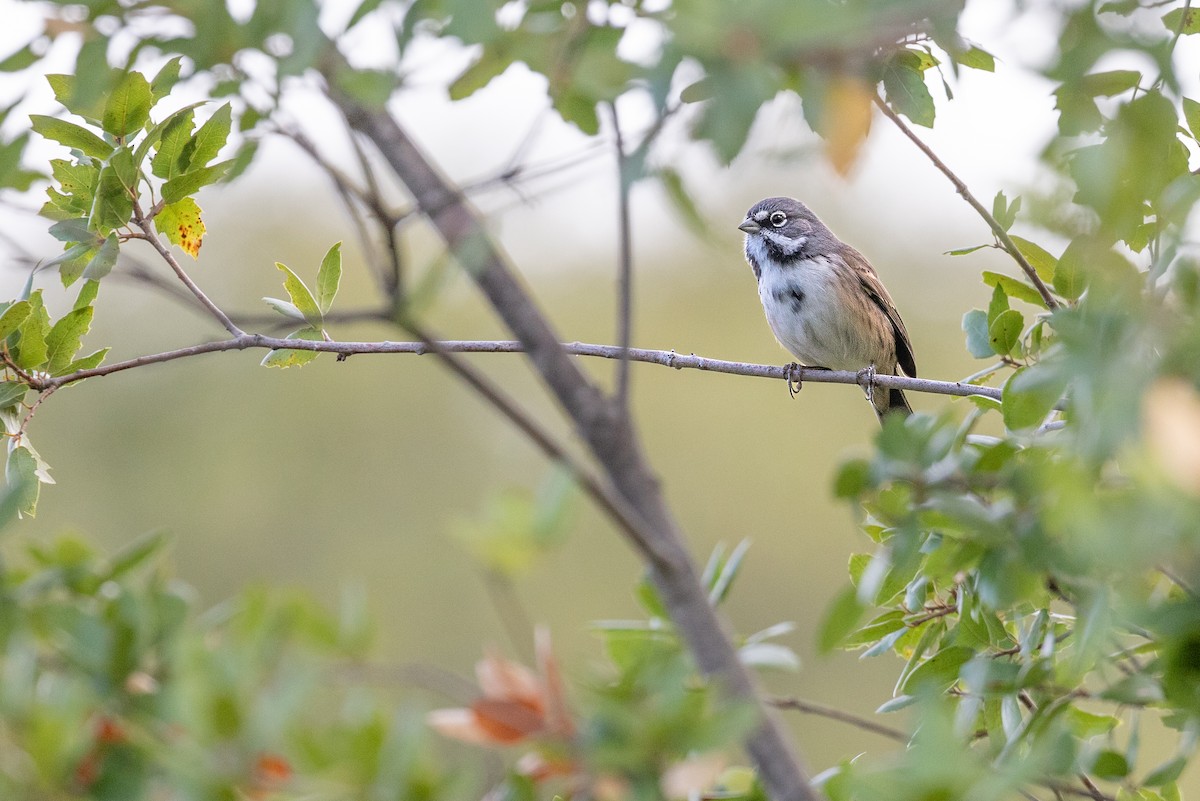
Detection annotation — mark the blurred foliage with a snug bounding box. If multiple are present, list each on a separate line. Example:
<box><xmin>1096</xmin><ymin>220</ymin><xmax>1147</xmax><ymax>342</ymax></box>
<box><xmin>0</xmin><ymin>494</ymin><xmax>781</xmax><ymax>800</ymax></box>
<box><xmin>0</xmin><ymin>0</ymin><xmax>1199</xmax><ymax>799</ymax></box>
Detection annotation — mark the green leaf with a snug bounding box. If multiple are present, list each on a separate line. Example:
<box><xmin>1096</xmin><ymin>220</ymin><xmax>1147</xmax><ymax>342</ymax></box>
<box><xmin>818</xmin><ymin>585</ymin><xmax>865</xmax><ymax>653</ymax></box>
<box><xmin>988</xmin><ymin>309</ymin><xmax>1024</xmax><ymax>356</ymax></box>
<box><xmin>1053</xmin><ymin>238</ymin><xmax>1092</xmax><ymax>300</ymax></box>
<box><xmin>316</xmin><ymin>242</ymin><xmax>342</xmax><ymax>314</ymax></box>
<box><xmin>955</xmin><ymin>46</ymin><xmax>995</xmax><ymax>72</ymax></box>
<box><xmin>74</xmin><ymin>279</ymin><xmax>100</xmax><ymax>310</ymax></box>
<box><xmin>261</xmin><ymin>326</ymin><xmax>323</xmax><ymax>368</ymax></box>
<box><xmin>263</xmin><ymin>297</ymin><xmax>307</xmax><ymax>322</ymax></box>
<box><xmin>14</xmin><ymin>291</ymin><xmax>49</xmax><ymax>370</ymax></box>
<box><xmin>882</xmin><ymin>50</ymin><xmax>935</xmax><ymax>127</ymax></box>
<box><xmin>0</xmin><ymin>301</ymin><xmax>31</xmax><ymax>340</ymax></box>
<box><xmin>982</xmin><ymin>272</ymin><xmax>1047</xmax><ymax>307</ymax></box>
<box><xmin>1078</xmin><ymin>69</ymin><xmax>1142</xmax><ymax>97</ymax></box>
<box><xmin>150</xmin><ymin>57</ymin><xmax>183</xmax><ymax>101</ymax></box>
<box><xmin>44</xmin><ymin>306</ymin><xmax>93</xmax><ymax>375</ymax></box>
<box><xmin>276</xmin><ymin>262</ymin><xmax>322</xmax><ymax>326</ymax></box>
<box><xmin>679</xmin><ymin>78</ymin><xmax>713</xmax><ymax>104</ymax></box>
<box><xmin>88</xmin><ymin>162</ymin><xmax>135</xmax><ymax>235</ymax></box>
<box><xmin>946</xmin><ymin>244</ymin><xmax>987</xmax><ymax>256</ymax></box>
<box><xmin>6</xmin><ymin>446</ymin><xmax>41</xmax><ymax>518</ymax></box>
<box><xmin>899</xmin><ymin>646</ymin><xmax>973</xmax><ymax>693</ymax></box>
<box><xmin>134</xmin><ymin>101</ymin><xmax>205</xmax><ymax>168</ymax></box>
<box><xmin>150</xmin><ymin>107</ymin><xmax>195</xmax><ymax>180</ymax></box>
<box><xmin>1064</xmin><ymin>708</ymin><xmax>1119</xmax><ymax>739</ymax></box>
<box><xmin>833</xmin><ymin>458</ymin><xmax>871</xmax><ymax>498</ymax></box>
<box><xmin>992</xmin><ymin>191</ymin><xmax>1020</xmax><ymax>231</ymax></box>
<box><xmin>1089</xmin><ymin>750</ymin><xmax>1129</xmax><ymax>780</ymax></box>
<box><xmin>331</xmin><ymin>67</ymin><xmax>396</xmax><ymax>106</ymax></box>
<box><xmin>29</xmin><ymin>115</ymin><xmax>112</xmax><ymax>160</ymax></box>
<box><xmin>962</xmin><ymin>309</ymin><xmax>993</xmax><ymax>358</ymax></box>
<box><xmin>63</xmin><ymin>348</ymin><xmax>108</xmax><ymax>374</ymax></box>
<box><xmin>0</xmin><ymin>44</ymin><xmax>38</xmax><ymax>72</ymax></box>
<box><xmin>1184</xmin><ymin>97</ymin><xmax>1200</xmax><ymax>141</ymax></box>
<box><xmin>1002</xmin><ymin>366</ymin><xmax>1065</xmax><ymax>431</ymax></box>
<box><xmin>1099</xmin><ymin>0</ymin><xmax>1139</xmax><ymax>14</ymax></box>
<box><xmin>1008</xmin><ymin>235</ymin><xmax>1057</xmax><ymax>281</ymax></box>
<box><xmin>708</xmin><ymin>539</ymin><xmax>751</xmax><ymax>605</ymax></box>
<box><xmin>83</xmin><ymin>233</ymin><xmax>120</xmax><ymax>281</ymax></box>
<box><xmin>634</xmin><ymin>575</ymin><xmax>667</xmax><ymax>618</ymax></box>
<box><xmin>1143</xmin><ymin>755</ymin><xmax>1187</xmax><ymax>787</ymax></box>
<box><xmin>1163</xmin><ymin>7</ymin><xmax>1200</xmax><ymax>34</ymax></box>
<box><xmin>449</xmin><ymin>52</ymin><xmax>511</xmax><ymax>101</ymax></box>
<box><xmin>48</xmin><ymin>217</ymin><xmax>97</xmax><ymax>245</ymax></box>
<box><xmin>986</xmin><ymin>283</ymin><xmax>1009</xmax><ymax>326</ymax></box>
<box><xmin>347</xmin><ymin>0</ymin><xmax>385</xmax><ymax>29</ymax></box>
<box><xmin>161</xmin><ymin>160</ymin><xmax>231</xmax><ymax>203</ymax></box>
<box><xmin>876</xmin><ymin>695</ymin><xmax>918</xmax><ymax>714</ymax></box>
<box><xmin>0</xmin><ymin>382</ymin><xmax>27</xmax><ymax>408</ymax></box>
<box><xmin>181</xmin><ymin>103</ymin><xmax>231</xmax><ymax>170</ymax></box>
<box><xmin>101</xmin><ymin>71</ymin><xmax>153</xmax><ymax>138</ymax></box>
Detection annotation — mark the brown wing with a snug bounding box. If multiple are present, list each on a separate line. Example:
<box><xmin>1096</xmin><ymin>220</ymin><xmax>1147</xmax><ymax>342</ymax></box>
<box><xmin>845</xmin><ymin>248</ymin><xmax>917</xmax><ymax>378</ymax></box>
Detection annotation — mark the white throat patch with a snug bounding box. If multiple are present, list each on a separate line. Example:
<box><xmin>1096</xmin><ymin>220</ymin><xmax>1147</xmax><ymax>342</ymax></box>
<box><xmin>758</xmin><ymin>228</ymin><xmax>807</xmax><ymax>255</ymax></box>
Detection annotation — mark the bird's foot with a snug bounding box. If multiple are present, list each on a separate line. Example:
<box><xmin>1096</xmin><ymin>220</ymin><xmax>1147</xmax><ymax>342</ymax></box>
<box><xmin>784</xmin><ymin>362</ymin><xmax>803</xmax><ymax>398</ymax></box>
<box><xmin>856</xmin><ymin>364</ymin><xmax>878</xmax><ymax>404</ymax></box>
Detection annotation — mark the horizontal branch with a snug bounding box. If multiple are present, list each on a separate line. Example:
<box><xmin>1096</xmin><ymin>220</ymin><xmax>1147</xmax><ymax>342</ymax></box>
<box><xmin>31</xmin><ymin>335</ymin><xmax>1002</xmax><ymax>401</ymax></box>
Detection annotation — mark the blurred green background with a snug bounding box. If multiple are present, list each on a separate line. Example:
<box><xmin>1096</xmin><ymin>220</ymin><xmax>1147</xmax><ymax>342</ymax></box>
<box><xmin>9</xmin><ymin>121</ymin><xmax>999</xmax><ymax>771</ymax></box>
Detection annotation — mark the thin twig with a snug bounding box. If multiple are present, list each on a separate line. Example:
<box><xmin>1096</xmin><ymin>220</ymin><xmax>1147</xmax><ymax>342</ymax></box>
<box><xmin>129</xmin><ymin>213</ymin><xmax>244</xmax><ymax>337</ymax></box>
<box><xmin>32</xmin><ymin>336</ymin><xmax>1005</xmax><ymax>402</ymax></box>
<box><xmin>768</xmin><ymin>696</ymin><xmax>907</xmax><ymax>742</ymax></box>
<box><xmin>610</xmin><ymin>102</ymin><xmax>634</xmax><ymax>409</ymax></box>
<box><xmin>872</xmin><ymin>95</ymin><xmax>1059</xmax><ymax>310</ymax></box>
<box><xmin>1155</xmin><ymin>0</ymin><xmax>1193</xmax><ymax>90</ymax></box>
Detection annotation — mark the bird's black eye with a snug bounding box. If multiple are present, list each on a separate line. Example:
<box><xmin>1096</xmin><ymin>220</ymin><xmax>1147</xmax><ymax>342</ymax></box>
<box><xmin>769</xmin><ymin>211</ymin><xmax>787</xmax><ymax>227</ymax></box>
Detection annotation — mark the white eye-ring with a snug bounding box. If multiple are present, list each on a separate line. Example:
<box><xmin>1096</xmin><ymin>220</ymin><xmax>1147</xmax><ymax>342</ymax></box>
<box><xmin>769</xmin><ymin>211</ymin><xmax>787</xmax><ymax>227</ymax></box>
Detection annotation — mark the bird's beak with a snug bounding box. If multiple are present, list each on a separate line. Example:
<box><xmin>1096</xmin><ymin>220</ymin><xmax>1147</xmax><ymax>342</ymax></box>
<box><xmin>738</xmin><ymin>218</ymin><xmax>761</xmax><ymax>234</ymax></box>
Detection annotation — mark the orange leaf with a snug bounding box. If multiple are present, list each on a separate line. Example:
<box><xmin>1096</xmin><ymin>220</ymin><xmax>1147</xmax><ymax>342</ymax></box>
<box><xmin>477</xmin><ymin>648</ymin><xmax>544</xmax><ymax>711</ymax></box>
<box><xmin>472</xmin><ymin>697</ymin><xmax>545</xmax><ymax>743</ymax></box>
<box><xmin>255</xmin><ymin>752</ymin><xmax>292</xmax><ymax>784</ymax></box>
<box><xmin>823</xmin><ymin>75</ymin><xmax>874</xmax><ymax>176</ymax></box>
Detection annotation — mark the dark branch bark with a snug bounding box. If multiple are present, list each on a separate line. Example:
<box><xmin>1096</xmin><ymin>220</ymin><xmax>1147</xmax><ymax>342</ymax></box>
<box><xmin>329</xmin><ymin>90</ymin><xmax>818</xmax><ymax>801</ymax></box>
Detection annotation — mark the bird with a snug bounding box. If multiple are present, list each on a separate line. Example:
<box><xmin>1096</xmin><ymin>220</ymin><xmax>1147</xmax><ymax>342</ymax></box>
<box><xmin>738</xmin><ymin>196</ymin><xmax>916</xmax><ymax>421</ymax></box>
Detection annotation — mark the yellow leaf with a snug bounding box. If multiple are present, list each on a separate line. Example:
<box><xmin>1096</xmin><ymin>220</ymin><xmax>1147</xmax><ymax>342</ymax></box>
<box><xmin>1143</xmin><ymin>378</ymin><xmax>1200</xmax><ymax>495</ymax></box>
<box><xmin>155</xmin><ymin>197</ymin><xmax>206</xmax><ymax>259</ymax></box>
<box><xmin>823</xmin><ymin>75</ymin><xmax>874</xmax><ymax>176</ymax></box>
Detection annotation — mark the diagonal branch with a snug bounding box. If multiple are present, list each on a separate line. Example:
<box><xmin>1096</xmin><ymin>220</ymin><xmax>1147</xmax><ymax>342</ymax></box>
<box><xmin>872</xmin><ymin>95</ymin><xmax>1059</xmax><ymax>310</ymax></box>
<box><xmin>328</xmin><ymin>88</ymin><xmax>818</xmax><ymax>801</ymax></box>
<box><xmin>130</xmin><ymin>212</ymin><xmax>245</xmax><ymax>337</ymax></box>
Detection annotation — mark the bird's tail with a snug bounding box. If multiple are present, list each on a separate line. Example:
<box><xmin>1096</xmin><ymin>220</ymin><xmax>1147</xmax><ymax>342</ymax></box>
<box><xmin>874</xmin><ymin>386</ymin><xmax>912</xmax><ymax>423</ymax></box>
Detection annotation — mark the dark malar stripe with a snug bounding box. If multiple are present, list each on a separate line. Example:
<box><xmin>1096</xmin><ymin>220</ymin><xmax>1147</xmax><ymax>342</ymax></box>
<box><xmin>762</xmin><ymin>238</ymin><xmax>807</xmax><ymax>265</ymax></box>
<box><xmin>745</xmin><ymin>248</ymin><xmax>762</xmax><ymax>279</ymax></box>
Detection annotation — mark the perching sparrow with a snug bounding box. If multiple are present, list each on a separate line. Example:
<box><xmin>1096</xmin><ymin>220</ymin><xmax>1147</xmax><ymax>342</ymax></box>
<box><xmin>739</xmin><ymin>197</ymin><xmax>916</xmax><ymax>420</ymax></box>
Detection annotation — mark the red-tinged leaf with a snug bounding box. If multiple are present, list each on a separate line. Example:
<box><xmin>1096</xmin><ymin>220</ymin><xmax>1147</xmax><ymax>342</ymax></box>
<box><xmin>471</xmin><ymin>698</ymin><xmax>544</xmax><ymax>743</ymax></box>
<box><xmin>155</xmin><ymin>197</ymin><xmax>206</xmax><ymax>258</ymax></box>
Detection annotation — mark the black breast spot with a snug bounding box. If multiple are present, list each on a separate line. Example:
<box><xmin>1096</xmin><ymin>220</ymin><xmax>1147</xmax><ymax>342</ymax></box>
<box><xmin>775</xmin><ymin>287</ymin><xmax>805</xmax><ymax>312</ymax></box>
